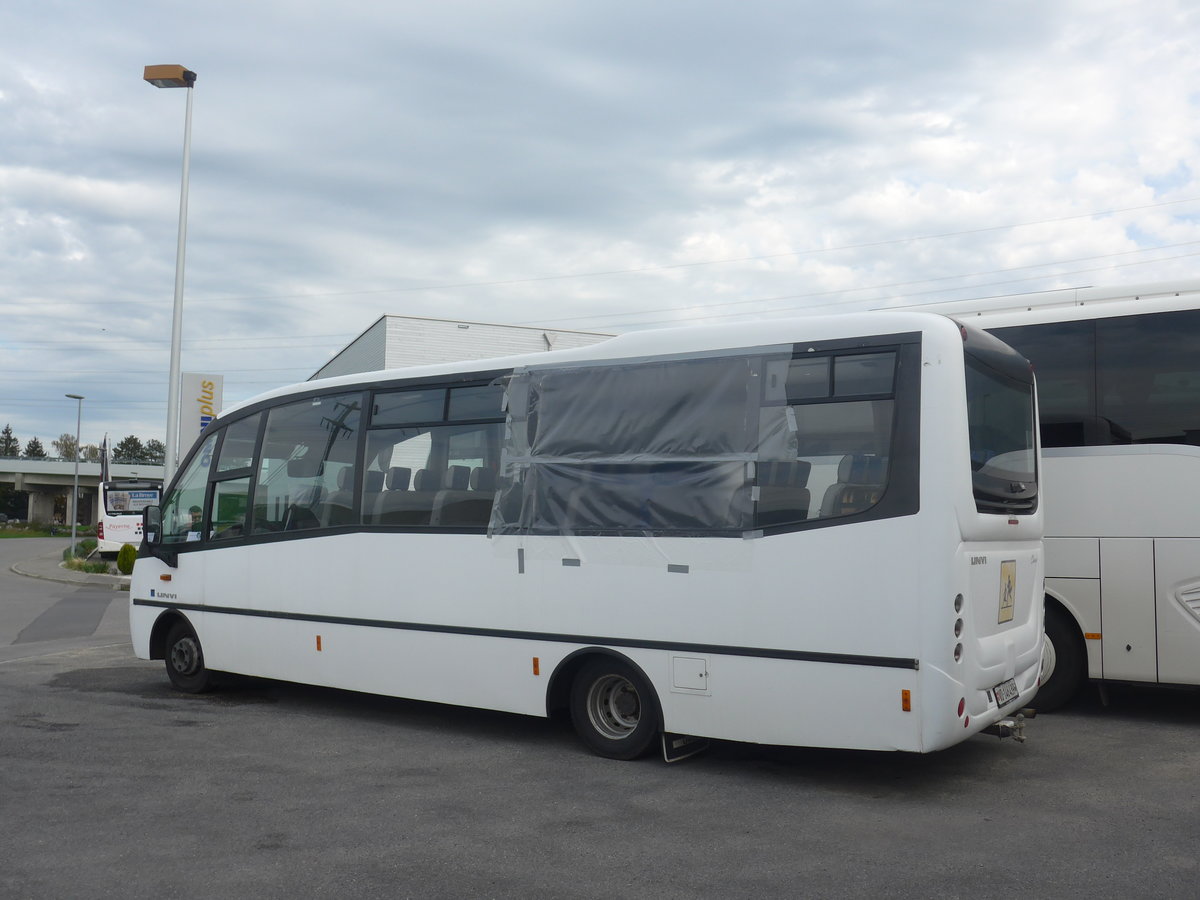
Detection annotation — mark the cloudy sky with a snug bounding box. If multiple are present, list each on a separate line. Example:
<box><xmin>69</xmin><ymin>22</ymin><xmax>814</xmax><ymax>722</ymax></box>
<box><xmin>4</xmin><ymin>0</ymin><xmax>1200</xmax><ymax>457</ymax></box>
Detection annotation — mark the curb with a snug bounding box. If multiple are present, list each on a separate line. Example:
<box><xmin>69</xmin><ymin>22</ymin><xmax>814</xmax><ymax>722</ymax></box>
<box><xmin>10</xmin><ymin>551</ymin><xmax>132</xmax><ymax>591</ymax></box>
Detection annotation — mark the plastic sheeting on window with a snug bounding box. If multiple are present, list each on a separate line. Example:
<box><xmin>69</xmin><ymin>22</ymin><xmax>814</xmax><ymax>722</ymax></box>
<box><xmin>491</xmin><ymin>352</ymin><xmax>796</xmax><ymax>536</ymax></box>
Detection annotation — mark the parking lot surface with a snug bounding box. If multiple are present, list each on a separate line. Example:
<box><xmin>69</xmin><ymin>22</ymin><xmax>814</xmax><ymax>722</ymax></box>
<box><xmin>2</xmin><ymin>633</ymin><xmax>1199</xmax><ymax>899</ymax></box>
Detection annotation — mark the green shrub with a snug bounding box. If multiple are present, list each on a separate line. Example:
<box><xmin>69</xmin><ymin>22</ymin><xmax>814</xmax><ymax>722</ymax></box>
<box><xmin>64</xmin><ymin>558</ymin><xmax>113</xmax><ymax>574</ymax></box>
<box><xmin>61</xmin><ymin>538</ymin><xmax>100</xmax><ymax>560</ymax></box>
<box><xmin>116</xmin><ymin>543</ymin><xmax>137</xmax><ymax>575</ymax></box>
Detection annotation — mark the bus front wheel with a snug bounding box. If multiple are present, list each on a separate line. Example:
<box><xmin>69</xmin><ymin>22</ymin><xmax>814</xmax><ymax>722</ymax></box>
<box><xmin>569</xmin><ymin>658</ymin><xmax>660</xmax><ymax>760</ymax></box>
<box><xmin>165</xmin><ymin>620</ymin><xmax>213</xmax><ymax>694</ymax></box>
<box><xmin>1037</xmin><ymin>604</ymin><xmax>1084</xmax><ymax>710</ymax></box>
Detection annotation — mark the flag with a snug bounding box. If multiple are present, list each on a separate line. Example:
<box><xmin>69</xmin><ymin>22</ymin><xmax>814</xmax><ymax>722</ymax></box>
<box><xmin>100</xmin><ymin>434</ymin><xmax>110</xmax><ymax>483</ymax></box>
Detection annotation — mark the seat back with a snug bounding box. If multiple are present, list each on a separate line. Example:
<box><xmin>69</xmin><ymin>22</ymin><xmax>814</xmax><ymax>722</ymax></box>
<box><xmin>819</xmin><ymin>455</ymin><xmax>887</xmax><ymax>518</ymax></box>
<box><xmin>756</xmin><ymin>460</ymin><xmax>812</xmax><ymax>526</ymax></box>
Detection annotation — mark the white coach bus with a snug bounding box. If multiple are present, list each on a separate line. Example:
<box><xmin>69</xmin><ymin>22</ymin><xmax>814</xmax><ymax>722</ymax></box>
<box><xmin>908</xmin><ymin>281</ymin><xmax>1200</xmax><ymax>707</ymax></box>
<box><xmin>131</xmin><ymin>312</ymin><xmax>1042</xmax><ymax>759</ymax></box>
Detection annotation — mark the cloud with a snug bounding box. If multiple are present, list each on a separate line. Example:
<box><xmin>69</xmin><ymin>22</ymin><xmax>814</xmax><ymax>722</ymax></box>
<box><xmin>3</xmin><ymin>0</ymin><xmax>1200</xmax><ymax>449</ymax></box>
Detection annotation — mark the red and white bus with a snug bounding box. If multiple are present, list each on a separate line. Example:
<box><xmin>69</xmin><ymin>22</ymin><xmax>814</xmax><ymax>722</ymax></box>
<box><xmin>98</xmin><ymin>479</ymin><xmax>161</xmax><ymax>557</ymax></box>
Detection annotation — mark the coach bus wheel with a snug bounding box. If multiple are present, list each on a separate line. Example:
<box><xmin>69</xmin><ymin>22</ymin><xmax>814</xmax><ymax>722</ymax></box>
<box><xmin>569</xmin><ymin>658</ymin><xmax>660</xmax><ymax>760</ymax></box>
<box><xmin>1036</xmin><ymin>604</ymin><xmax>1084</xmax><ymax>711</ymax></box>
<box><xmin>165</xmin><ymin>620</ymin><xmax>213</xmax><ymax>694</ymax></box>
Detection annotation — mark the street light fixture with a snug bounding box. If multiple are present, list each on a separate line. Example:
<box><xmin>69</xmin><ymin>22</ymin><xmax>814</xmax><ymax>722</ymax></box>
<box><xmin>143</xmin><ymin>64</ymin><xmax>197</xmax><ymax>485</ymax></box>
<box><xmin>66</xmin><ymin>394</ymin><xmax>84</xmax><ymax>555</ymax></box>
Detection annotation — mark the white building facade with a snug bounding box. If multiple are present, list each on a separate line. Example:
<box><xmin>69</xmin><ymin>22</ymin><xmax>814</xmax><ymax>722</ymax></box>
<box><xmin>312</xmin><ymin>316</ymin><xmax>612</xmax><ymax>380</ymax></box>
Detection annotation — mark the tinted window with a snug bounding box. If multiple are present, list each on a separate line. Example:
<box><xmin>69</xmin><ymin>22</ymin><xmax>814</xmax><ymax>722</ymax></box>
<box><xmin>373</xmin><ymin>389</ymin><xmax>445</xmax><ymax>426</ymax></box>
<box><xmin>965</xmin><ymin>355</ymin><xmax>1037</xmax><ymax>514</ymax></box>
<box><xmin>448</xmin><ymin>384</ymin><xmax>504</xmax><ymax>421</ymax></box>
<box><xmin>209</xmin><ymin>477</ymin><xmax>251</xmax><ymax>541</ymax></box>
<box><xmin>363</xmin><ymin>422</ymin><xmax>502</xmax><ymax>528</ymax></box>
<box><xmin>834</xmin><ymin>353</ymin><xmax>896</xmax><ymax>396</ymax></box>
<box><xmin>991</xmin><ymin>311</ymin><xmax>1200</xmax><ymax>448</ymax></box>
<box><xmin>254</xmin><ymin>393</ymin><xmax>363</xmax><ymax>532</ymax></box>
<box><xmin>216</xmin><ymin>415</ymin><xmax>260</xmax><ymax>473</ymax></box>
<box><xmin>1097</xmin><ymin>310</ymin><xmax>1200</xmax><ymax>444</ymax></box>
<box><xmin>160</xmin><ymin>432</ymin><xmax>218</xmax><ymax>544</ymax></box>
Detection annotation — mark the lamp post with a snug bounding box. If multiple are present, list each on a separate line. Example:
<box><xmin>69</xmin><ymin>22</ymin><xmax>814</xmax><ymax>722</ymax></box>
<box><xmin>143</xmin><ymin>64</ymin><xmax>197</xmax><ymax>485</ymax></box>
<box><xmin>66</xmin><ymin>394</ymin><xmax>84</xmax><ymax>555</ymax></box>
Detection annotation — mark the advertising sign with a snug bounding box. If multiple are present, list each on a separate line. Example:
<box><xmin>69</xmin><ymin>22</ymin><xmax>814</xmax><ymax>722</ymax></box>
<box><xmin>180</xmin><ymin>373</ymin><xmax>224</xmax><ymax>443</ymax></box>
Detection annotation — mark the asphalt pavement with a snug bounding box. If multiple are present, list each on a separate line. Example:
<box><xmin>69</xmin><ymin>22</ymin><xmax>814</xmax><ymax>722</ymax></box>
<box><xmin>3</xmin><ymin>539</ymin><xmax>1199</xmax><ymax>898</ymax></box>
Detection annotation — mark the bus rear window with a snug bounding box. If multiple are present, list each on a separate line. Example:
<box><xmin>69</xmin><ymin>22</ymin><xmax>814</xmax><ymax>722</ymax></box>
<box><xmin>965</xmin><ymin>356</ymin><xmax>1037</xmax><ymax>514</ymax></box>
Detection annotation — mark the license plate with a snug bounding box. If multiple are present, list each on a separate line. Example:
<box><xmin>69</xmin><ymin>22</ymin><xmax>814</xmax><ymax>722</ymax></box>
<box><xmin>993</xmin><ymin>678</ymin><xmax>1019</xmax><ymax>707</ymax></box>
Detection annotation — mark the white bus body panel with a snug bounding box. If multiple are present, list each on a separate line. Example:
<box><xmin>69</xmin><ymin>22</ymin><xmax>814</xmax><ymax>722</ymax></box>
<box><xmin>98</xmin><ymin>517</ymin><xmax>144</xmax><ymax>554</ymax></box>
<box><xmin>1039</xmin><ymin>446</ymin><xmax>1200</xmax><ymax>685</ymax></box>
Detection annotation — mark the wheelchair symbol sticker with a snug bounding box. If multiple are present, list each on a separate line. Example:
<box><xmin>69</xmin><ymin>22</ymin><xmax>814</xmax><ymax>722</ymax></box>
<box><xmin>998</xmin><ymin>560</ymin><xmax>1016</xmax><ymax>624</ymax></box>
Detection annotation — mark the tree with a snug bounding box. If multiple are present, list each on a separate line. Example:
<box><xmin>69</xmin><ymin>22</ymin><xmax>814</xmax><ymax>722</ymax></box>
<box><xmin>52</xmin><ymin>432</ymin><xmax>79</xmax><ymax>461</ymax></box>
<box><xmin>0</xmin><ymin>424</ymin><xmax>19</xmax><ymax>458</ymax></box>
<box><xmin>112</xmin><ymin>435</ymin><xmax>146</xmax><ymax>462</ymax></box>
<box><xmin>80</xmin><ymin>444</ymin><xmax>101</xmax><ymax>462</ymax></box>
<box><xmin>22</xmin><ymin>437</ymin><xmax>47</xmax><ymax>459</ymax></box>
<box><xmin>144</xmin><ymin>439</ymin><xmax>166</xmax><ymax>464</ymax></box>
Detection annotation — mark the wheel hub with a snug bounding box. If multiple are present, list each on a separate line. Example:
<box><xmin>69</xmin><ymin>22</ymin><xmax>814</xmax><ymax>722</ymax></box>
<box><xmin>171</xmin><ymin>637</ymin><xmax>199</xmax><ymax>676</ymax></box>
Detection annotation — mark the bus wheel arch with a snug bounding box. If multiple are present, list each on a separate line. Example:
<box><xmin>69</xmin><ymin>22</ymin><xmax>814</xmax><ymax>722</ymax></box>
<box><xmin>148</xmin><ymin>610</ymin><xmax>190</xmax><ymax>661</ymax></box>
<box><xmin>155</xmin><ymin>614</ymin><xmax>214</xmax><ymax>694</ymax></box>
<box><xmin>548</xmin><ymin>649</ymin><xmax>663</xmax><ymax>760</ymax></box>
<box><xmin>1038</xmin><ymin>597</ymin><xmax>1086</xmax><ymax>711</ymax></box>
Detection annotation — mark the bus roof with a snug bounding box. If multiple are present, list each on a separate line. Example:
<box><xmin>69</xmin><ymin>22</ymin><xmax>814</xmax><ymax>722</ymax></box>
<box><xmin>893</xmin><ymin>278</ymin><xmax>1200</xmax><ymax>326</ymax></box>
<box><xmin>218</xmin><ymin>310</ymin><xmax>962</xmax><ymax>423</ymax></box>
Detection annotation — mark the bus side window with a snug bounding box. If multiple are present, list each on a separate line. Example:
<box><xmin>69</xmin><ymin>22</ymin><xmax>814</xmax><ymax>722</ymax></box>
<box><xmin>160</xmin><ymin>431</ymin><xmax>218</xmax><ymax>544</ymax></box>
<box><xmin>209</xmin><ymin>477</ymin><xmax>251</xmax><ymax>540</ymax></box>
<box><xmin>254</xmin><ymin>393</ymin><xmax>363</xmax><ymax>532</ymax></box>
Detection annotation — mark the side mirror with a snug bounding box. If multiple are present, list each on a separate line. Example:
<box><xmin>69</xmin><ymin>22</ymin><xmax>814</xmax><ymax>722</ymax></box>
<box><xmin>142</xmin><ymin>505</ymin><xmax>162</xmax><ymax>547</ymax></box>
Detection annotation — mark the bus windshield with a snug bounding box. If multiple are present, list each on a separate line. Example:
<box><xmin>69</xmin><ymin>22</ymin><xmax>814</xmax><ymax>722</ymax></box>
<box><xmin>965</xmin><ymin>355</ymin><xmax>1037</xmax><ymax>514</ymax></box>
<box><xmin>103</xmin><ymin>484</ymin><xmax>160</xmax><ymax>516</ymax></box>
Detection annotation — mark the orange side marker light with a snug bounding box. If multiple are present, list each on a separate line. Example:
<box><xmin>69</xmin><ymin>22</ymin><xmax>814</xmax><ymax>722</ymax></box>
<box><xmin>316</xmin><ymin>635</ymin><xmax>323</xmax><ymax>652</ymax></box>
<box><xmin>532</xmin><ymin>657</ymin><xmax>540</xmax><ymax>676</ymax></box>
<box><xmin>901</xmin><ymin>689</ymin><xmax>912</xmax><ymax>712</ymax></box>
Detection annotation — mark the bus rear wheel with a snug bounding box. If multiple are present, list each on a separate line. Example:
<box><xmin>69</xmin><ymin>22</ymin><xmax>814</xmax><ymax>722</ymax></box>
<box><xmin>165</xmin><ymin>620</ymin><xmax>213</xmax><ymax>694</ymax></box>
<box><xmin>1037</xmin><ymin>604</ymin><xmax>1084</xmax><ymax>710</ymax></box>
<box><xmin>569</xmin><ymin>658</ymin><xmax>660</xmax><ymax>760</ymax></box>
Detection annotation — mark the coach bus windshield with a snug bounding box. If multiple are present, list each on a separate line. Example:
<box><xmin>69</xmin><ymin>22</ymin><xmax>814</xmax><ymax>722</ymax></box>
<box><xmin>965</xmin><ymin>354</ymin><xmax>1038</xmax><ymax>514</ymax></box>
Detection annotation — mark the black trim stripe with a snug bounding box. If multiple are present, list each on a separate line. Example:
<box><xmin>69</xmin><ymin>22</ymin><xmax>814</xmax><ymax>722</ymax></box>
<box><xmin>133</xmin><ymin>598</ymin><xmax>919</xmax><ymax>671</ymax></box>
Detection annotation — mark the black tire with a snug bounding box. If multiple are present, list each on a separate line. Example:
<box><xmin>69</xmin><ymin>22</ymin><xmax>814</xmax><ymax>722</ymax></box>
<box><xmin>164</xmin><ymin>620</ymin><xmax>213</xmax><ymax>694</ymax></box>
<box><xmin>569</xmin><ymin>657</ymin><xmax>661</xmax><ymax>760</ymax></box>
<box><xmin>1037</xmin><ymin>603</ymin><xmax>1084</xmax><ymax>710</ymax></box>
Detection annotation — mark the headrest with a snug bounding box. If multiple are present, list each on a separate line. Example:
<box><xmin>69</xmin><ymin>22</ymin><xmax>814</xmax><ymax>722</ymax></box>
<box><xmin>838</xmin><ymin>455</ymin><xmax>887</xmax><ymax>484</ymax></box>
<box><xmin>470</xmin><ymin>467</ymin><xmax>497</xmax><ymax>492</ymax></box>
<box><xmin>758</xmin><ymin>460</ymin><xmax>812</xmax><ymax>488</ymax></box>
<box><xmin>413</xmin><ymin>469</ymin><xmax>440</xmax><ymax>491</ymax></box>
<box><xmin>364</xmin><ymin>470</ymin><xmax>385</xmax><ymax>493</ymax></box>
<box><xmin>445</xmin><ymin>465</ymin><xmax>470</xmax><ymax>490</ymax></box>
<box><xmin>386</xmin><ymin>467</ymin><xmax>411</xmax><ymax>491</ymax></box>
<box><xmin>338</xmin><ymin>467</ymin><xmax>354</xmax><ymax>490</ymax></box>
<box><xmin>287</xmin><ymin>456</ymin><xmax>323</xmax><ymax>478</ymax></box>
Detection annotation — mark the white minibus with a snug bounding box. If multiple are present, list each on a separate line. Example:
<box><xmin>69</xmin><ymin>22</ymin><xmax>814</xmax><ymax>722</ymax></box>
<box><xmin>132</xmin><ymin>312</ymin><xmax>1042</xmax><ymax>758</ymax></box>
